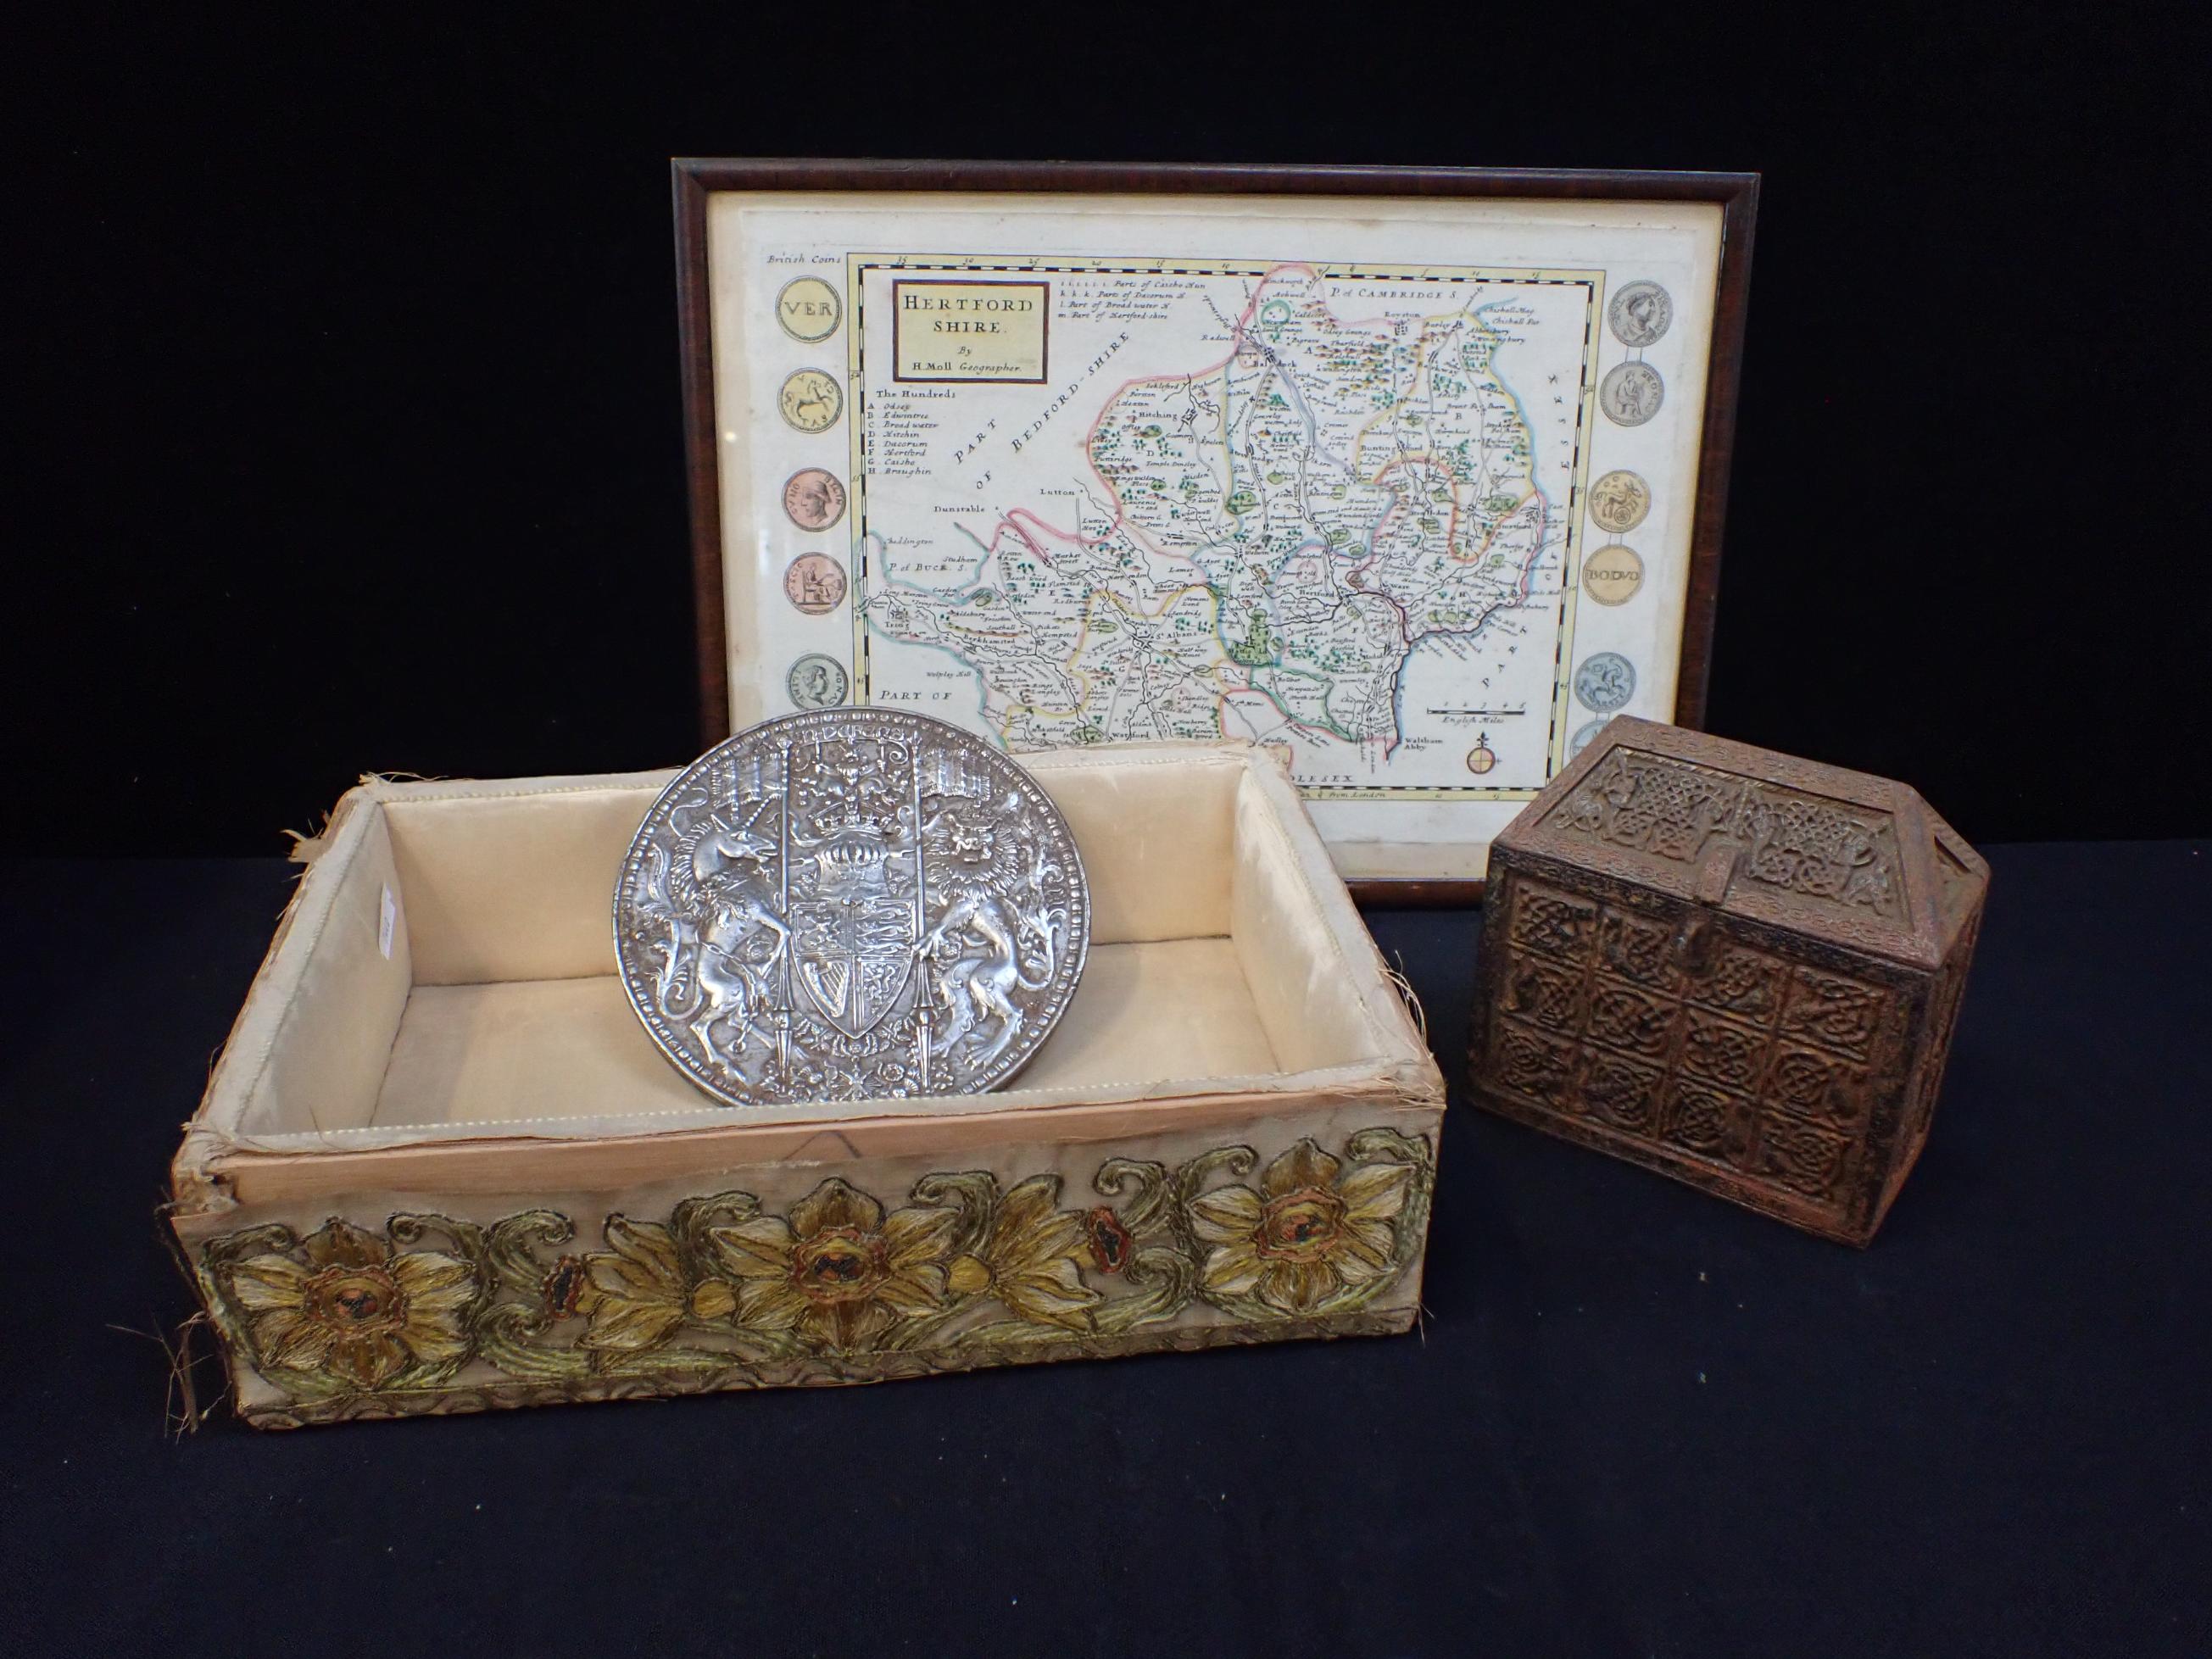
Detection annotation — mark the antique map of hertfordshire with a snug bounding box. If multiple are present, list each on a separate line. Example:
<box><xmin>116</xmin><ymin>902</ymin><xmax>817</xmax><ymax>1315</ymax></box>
<box><xmin>852</xmin><ymin>259</ymin><xmax>1603</xmax><ymax>799</ymax></box>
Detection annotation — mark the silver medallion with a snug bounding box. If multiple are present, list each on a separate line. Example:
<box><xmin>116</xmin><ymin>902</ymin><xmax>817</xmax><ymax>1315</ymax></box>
<box><xmin>613</xmin><ymin>708</ymin><xmax>1090</xmax><ymax>1106</ymax></box>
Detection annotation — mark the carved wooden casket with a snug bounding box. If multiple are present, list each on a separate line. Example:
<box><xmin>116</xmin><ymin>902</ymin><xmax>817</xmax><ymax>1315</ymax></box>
<box><xmin>1467</xmin><ymin>718</ymin><xmax>1986</xmax><ymax>1245</ymax></box>
<box><xmin>169</xmin><ymin>743</ymin><xmax>1444</xmax><ymax>1426</ymax></box>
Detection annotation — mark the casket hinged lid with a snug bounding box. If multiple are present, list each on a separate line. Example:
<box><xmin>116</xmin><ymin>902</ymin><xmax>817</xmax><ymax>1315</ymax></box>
<box><xmin>1466</xmin><ymin>716</ymin><xmax>1987</xmax><ymax>1244</ymax></box>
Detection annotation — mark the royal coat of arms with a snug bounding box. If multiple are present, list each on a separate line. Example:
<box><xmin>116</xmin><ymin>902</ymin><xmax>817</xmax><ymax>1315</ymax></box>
<box><xmin>614</xmin><ymin>710</ymin><xmax>1090</xmax><ymax>1105</ymax></box>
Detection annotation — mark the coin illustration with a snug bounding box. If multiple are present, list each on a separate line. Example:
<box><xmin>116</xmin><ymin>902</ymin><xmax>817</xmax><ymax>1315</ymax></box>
<box><xmin>1574</xmin><ymin>651</ymin><xmax>1637</xmax><ymax>712</ymax></box>
<box><xmin>783</xmin><ymin>468</ymin><xmax>847</xmax><ymax>531</ymax></box>
<box><xmin>1580</xmin><ymin>543</ymin><xmax>1646</xmax><ymax>608</ymax></box>
<box><xmin>1568</xmin><ymin>717</ymin><xmax>1608</xmax><ymax>758</ymax></box>
<box><xmin>779</xmin><ymin>369</ymin><xmax>843</xmax><ymax>433</ymax></box>
<box><xmin>613</xmin><ymin>708</ymin><xmax>1092</xmax><ymax>1107</ymax></box>
<box><xmin>1607</xmin><ymin>280</ymin><xmax>1674</xmax><ymax>348</ymax></box>
<box><xmin>775</xmin><ymin>276</ymin><xmax>842</xmax><ymax>343</ymax></box>
<box><xmin>786</xmin><ymin>653</ymin><xmax>850</xmax><ymax>709</ymax></box>
<box><xmin>1587</xmin><ymin>469</ymin><xmax>1652</xmax><ymax>534</ymax></box>
<box><xmin>1599</xmin><ymin>361</ymin><xmax>1665</xmax><ymax>427</ymax></box>
<box><xmin>783</xmin><ymin>554</ymin><xmax>848</xmax><ymax>616</ymax></box>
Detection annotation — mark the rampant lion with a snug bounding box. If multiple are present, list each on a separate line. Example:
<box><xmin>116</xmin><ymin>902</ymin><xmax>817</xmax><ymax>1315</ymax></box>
<box><xmin>915</xmin><ymin>843</ymin><xmax>1067</xmax><ymax>1071</ymax></box>
<box><xmin>630</xmin><ymin>802</ymin><xmax>792</xmax><ymax>1069</ymax></box>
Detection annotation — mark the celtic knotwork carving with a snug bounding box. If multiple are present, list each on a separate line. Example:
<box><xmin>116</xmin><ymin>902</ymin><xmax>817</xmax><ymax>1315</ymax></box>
<box><xmin>1488</xmin><ymin>877</ymin><xmax>1895</xmax><ymax>1211</ymax></box>
<box><xmin>1552</xmin><ymin>749</ymin><xmax>1903</xmax><ymax>919</ymax></box>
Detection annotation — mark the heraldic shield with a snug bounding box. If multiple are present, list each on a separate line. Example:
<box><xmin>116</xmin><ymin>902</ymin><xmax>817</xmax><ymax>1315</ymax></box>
<box><xmin>614</xmin><ymin>707</ymin><xmax>1089</xmax><ymax>1105</ymax></box>
<box><xmin>784</xmin><ymin>731</ymin><xmax>923</xmax><ymax>1039</ymax></box>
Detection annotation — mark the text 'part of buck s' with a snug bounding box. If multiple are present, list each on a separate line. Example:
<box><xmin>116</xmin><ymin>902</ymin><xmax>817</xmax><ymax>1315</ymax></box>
<box><xmin>614</xmin><ymin>710</ymin><xmax>1089</xmax><ymax>1106</ymax></box>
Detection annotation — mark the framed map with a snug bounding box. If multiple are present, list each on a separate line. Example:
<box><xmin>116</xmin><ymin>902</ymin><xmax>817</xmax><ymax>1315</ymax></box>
<box><xmin>675</xmin><ymin>161</ymin><xmax>1756</xmax><ymax>899</ymax></box>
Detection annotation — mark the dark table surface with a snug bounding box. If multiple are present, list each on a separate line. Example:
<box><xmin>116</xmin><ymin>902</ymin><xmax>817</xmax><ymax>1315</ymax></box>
<box><xmin>3</xmin><ymin>842</ymin><xmax>2206</xmax><ymax>1656</ymax></box>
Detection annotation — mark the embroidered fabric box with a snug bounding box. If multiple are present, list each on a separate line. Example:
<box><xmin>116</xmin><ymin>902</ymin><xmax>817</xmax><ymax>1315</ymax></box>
<box><xmin>1467</xmin><ymin>718</ymin><xmax>1986</xmax><ymax>1245</ymax></box>
<box><xmin>170</xmin><ymin>742</ymin><xmax>1444</xmax><ymax>1427</ymax></box>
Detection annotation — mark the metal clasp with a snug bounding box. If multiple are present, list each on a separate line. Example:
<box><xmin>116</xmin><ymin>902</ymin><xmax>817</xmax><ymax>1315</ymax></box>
<box><xmin>1693</xmin><ymin>839</ymin><xmax>1744</xmax><ymax>906</ymax></box>
<box><xmin>1672</xmin><ymin>840</ymin><xmax>1744</xmax><ymax>974</ymax></box>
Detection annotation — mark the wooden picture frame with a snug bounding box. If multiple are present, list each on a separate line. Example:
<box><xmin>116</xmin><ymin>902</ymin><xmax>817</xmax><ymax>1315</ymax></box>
<box><xmin>674</xmin><ymin>159</ymin><xmax>1757</xmax><ymax>904</ymax></box>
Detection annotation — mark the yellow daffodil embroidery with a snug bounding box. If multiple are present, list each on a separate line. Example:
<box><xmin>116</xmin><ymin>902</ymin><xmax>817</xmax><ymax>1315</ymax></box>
<box><xmin>199</xmin><ymin>1130</ymin><xmax>1435</xmax><ymax>1418</ymax></box>
<box><xmin>227</xmin><ymin>1219</ymin><xmax>475</xmax><ymax>1390</ymax></box>
<box><xmin>1190</xmin><ymin>1138</ymin><xmax>1413</xmax><ymax>1315</ymax></box>
<box><xmin>947</xmin><ymin>1174</ymin><xmax>1102</xmax><ymax>1331</ymax></box>
<box><xmin>710</xmin><ymin>1177</ymin><xmax>957</xmax><ymax>1350</ymax></box>
<box><xmin>577</xmin><ymin>1216</ymin><xmax>735</xmax><ymax>1356</ymax></box>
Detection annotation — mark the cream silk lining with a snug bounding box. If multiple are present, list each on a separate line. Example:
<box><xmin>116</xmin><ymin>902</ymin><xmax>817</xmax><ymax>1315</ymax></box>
<box><xmin>194</xmin><ymin>743</ymin><xmax>1432</xmax><ymax>1154</ymax></box>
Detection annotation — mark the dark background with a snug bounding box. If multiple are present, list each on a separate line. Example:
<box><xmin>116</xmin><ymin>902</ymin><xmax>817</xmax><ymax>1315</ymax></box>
<box><xmin>7</xmin><ymin>4</ymin><xmax>2209</xmax><ymax>855</ymax></box>
<box><xmin>7</xmin><ymin>8</ymin><xmax>2209</xmax><ymax>1657</ymax></box>
<box><xmin>6</xmin><ymin>848</ymin><xmax>2208</xmax><ymax>1654</ymax></box>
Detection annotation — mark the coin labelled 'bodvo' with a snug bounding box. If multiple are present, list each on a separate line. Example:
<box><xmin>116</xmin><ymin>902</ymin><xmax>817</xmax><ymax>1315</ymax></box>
<box><xmin>1579</xmin><ymin>543</ymin><xmax>1646</xmax><ymax>607</ymax></box>
<box><xmin>613</xmin><ymin>709</ymin><xmax>1092</xmax><ymax>1107</ymax></box>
